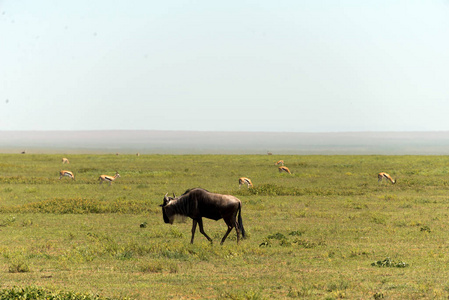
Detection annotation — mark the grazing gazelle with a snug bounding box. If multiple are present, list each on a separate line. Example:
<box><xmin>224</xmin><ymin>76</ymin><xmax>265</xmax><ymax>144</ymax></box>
<box><xmin>238</xmin><ymin>177</ymin><xmax>253</xmax><ymax>188</ymax></box>
<box><xmin>62</xmin><ymin>157</ymin><xmax>70</xmax><ymax>164</ymax></box>
<box><xmin>274</xmin><ymin>160</ymin><xmax>284</xmax><ymax>166</ymax></box>
<box><xmin>59</xmin><ymin>170</ymin><xmax>75</xmax><ymax>180</ymax></box>
<box><xmin>378</xmin><ymin>172</ymin><xmax>396</xmax><ymax>184</ymax></box>
<box><xmin>99</xmin><ymin>171</ymin><xmax>121</xmax><ymax>186</ymax></box>
<box><xmin>278</xmin><ymin>166</ymin><xmax>291</xmax><ymax>174</ymax></box>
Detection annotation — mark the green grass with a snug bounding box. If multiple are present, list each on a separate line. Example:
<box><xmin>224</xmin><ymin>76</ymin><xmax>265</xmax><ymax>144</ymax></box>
<box><xmin>1</xmin><ymin>154</ymin><xmax>449</xmax><ymax>298</ymax></box>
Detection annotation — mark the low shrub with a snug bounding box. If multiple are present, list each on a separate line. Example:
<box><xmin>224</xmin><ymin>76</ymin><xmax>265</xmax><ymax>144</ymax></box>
<box><xmin>1</xmin><ymin>198</ymin><xmax>156</xmax><ymax>214</ymax></box>
<box><xmin>236</xmin><ymin>184</ymin><xmax>365</xmax><ymax>197</ymax></box>
<box><xmin>0</xmin><ymin>286</ymin><xmax>122</xmax><ymax>299</ymax></box>
<box><xmin>8</xmin><ymin>260</ymin><xmax>30</xmax><ymax>273</ymax></box>
<box><xmin>371</xmin><ymin>257</ymin><xmax>408</xmax><ymax>268</ymax></box>
<box><xmin>139</xmin><ymin>261</ymin><xmax>163</xmax><ymax>273</ymax></box>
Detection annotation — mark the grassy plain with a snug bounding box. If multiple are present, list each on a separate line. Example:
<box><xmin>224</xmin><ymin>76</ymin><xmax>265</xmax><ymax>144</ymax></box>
<box><xmin>1</xmin><ymin>154</ymin><xmax>449</xmax><ymax>299</ymax></box>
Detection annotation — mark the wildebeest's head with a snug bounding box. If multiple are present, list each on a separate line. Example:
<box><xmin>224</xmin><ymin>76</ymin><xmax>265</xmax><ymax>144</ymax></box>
<box><xmin>160</xmin><ymin>193</ymin><xmax>175</xmax><ymax>224</ymax></box>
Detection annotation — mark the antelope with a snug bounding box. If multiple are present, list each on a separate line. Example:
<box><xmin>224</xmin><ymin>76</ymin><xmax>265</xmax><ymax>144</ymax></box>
<box><xmin>239</xmin><ymin>177</ymin><xmax>253</xmax><ymax>188</ymax></box>
<box><xmin>160</xmin><ymin>188</ymin><xmax>246</xmax><ymax>245</ymax></box>
<box><xmin>59</xmin><ymin>170</ymin><xmax>75</xmax><ymax>180</ymax></box>
<box><xmin>275</xmin><ymin>160</ymin><xmax>284</xmax><ymax>166</ymax></box>
<box><xmin>378</xmin><ymin>172</ymin><xmax>396</xmax><ymax>184</ymax></box>
<box><xmin>62</xmin><ymin>157</ymin><xmax>70</xmax><ymax>164</ymax></box>
<box><xmin>278</xmin><ymin>166</ymin><xmax>291</xmax><ymax>174</ymax></box>
<box><xmin>99</xmin><ymin>171</ymin><xmax>120</xmax><ymax>186</ymax></box>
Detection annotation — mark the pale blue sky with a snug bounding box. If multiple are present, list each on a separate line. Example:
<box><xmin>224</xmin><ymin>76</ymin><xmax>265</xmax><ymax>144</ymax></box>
<box><xmin>1</xmin><ymin>1</ymin><xmax>449</xmax><ymax>132</ymax></box>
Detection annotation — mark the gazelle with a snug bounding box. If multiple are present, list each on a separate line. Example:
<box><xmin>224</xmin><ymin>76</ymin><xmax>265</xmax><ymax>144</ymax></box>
<box><xmin>59</xmin><ymin>170</ymin><xmax>75</xmax><ymax>180</ymax></box>
<box><xmin>99</xmin><ymin>171</ymin><xmax>121</xmax><ymax>186</ymax></box>
<box><xmin>62</xmin><ymin>157</ymin><xmax>70</xmax><ymax>164</ymax></box>
<box><xmin>278</xmin><ymin>166</ymin><xmax>291</xmax><ymax>174</ymax></box>
<box><xmin>274</xmin><ymin>160</ymin><xmax>284</xmax><ymax>166</ymax></box>
<box><xmin>378</xmin><ymin>172</ymin><xmax>396</xmax><ymax>184</ymax></box>
<box><xmin>239</xmin><ymin>177</ymin><xmax>253</xmax><ymax>188</ymax></box>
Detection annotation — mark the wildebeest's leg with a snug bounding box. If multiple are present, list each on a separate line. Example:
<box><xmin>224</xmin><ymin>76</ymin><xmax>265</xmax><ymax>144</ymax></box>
<box><xmin>197</xmin><ymin>218</ymin><xmax>213</xmax><ymax>243</ymax></box>
<box><xmin>221</xmin><ymin>218</ymin><xmax>240</xmax><ymax>245</ymax></box>
<box><xmin>191</xmin><ymin>220</ymin><xmax>198</xmax><ymax>244</ymax></box>
<box><xmin>220</xmin><ymin>226</ymin><xmax>233</xmax><ymax>245</ymax></box>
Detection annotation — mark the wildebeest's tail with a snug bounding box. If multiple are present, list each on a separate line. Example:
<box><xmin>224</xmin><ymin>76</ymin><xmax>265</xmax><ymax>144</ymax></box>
<box><xmin>238</xmin><ymin>203</ymin><xmax>246</xmax><ymax>238</ymax></box>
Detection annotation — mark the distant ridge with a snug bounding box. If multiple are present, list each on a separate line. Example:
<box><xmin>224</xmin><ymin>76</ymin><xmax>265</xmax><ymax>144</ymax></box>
<box><xmin>1</xmin><ymin>130</ymin><xmax>449</xmax><ymax>155</ymax></box>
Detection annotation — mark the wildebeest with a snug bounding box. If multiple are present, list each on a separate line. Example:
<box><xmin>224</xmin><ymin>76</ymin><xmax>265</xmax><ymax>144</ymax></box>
<box><xmin>160</xmin><ymin>188</ymin><xmax>246</xmax><ymax>245</ymax></box>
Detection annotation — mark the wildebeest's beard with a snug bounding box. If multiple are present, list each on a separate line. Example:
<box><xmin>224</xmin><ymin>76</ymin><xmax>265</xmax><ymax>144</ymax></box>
<box><xmin>162</xmin><ymin>204</ymin><xmax>178</xmax><ymax>224</ymax></box>
<box><xmin>162</xmin><ymin>207</ymin><xmax>170</xmax><ymax>224</ymax></box>
<box><xmin>160</xmin><ymin>194</ymin><xmax>173</xmax><ymax>224</ymax></box>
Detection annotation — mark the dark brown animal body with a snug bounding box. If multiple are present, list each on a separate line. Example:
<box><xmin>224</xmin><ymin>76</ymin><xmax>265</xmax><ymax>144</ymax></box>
<box><xmin>160</xmin><ymin>188</ymin><xmax>246</xmax><ymax>245</ymax></box>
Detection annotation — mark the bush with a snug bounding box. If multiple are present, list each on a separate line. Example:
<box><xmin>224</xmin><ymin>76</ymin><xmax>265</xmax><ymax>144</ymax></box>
<box><xmin>8</xmin><ymin>260</ymin><xmax>30</xmax><ymax>273</ymax></box>
<box><xmin>1</xmin><ymin>198</ymin><xmax>156</xmax><ymax>214</ymax></box>
<box><xmin>371</xmin><ymin>257</ymin><xmax>408</xmax><ymax>268</ymax></box>
<box><xmin>235</xmin><ymin>183</ymin><xmax>365</xmax><ymax>197</ymax></box>
<box><xmin>0</xmin><ymin>286</ymin><xmax>122</xmax><ymax>299</ymax></box>
<box><xmin>139</xmin><ymin>261</ymin><xmax>163</xmax><ymax>273</ymax></box>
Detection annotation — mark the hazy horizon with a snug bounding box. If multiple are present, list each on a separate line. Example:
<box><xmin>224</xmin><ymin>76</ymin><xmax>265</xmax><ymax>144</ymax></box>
<box><xmin>2</xmin><ymin>130</ymin><xmax>449</xmax><ymax>155</ymax></box>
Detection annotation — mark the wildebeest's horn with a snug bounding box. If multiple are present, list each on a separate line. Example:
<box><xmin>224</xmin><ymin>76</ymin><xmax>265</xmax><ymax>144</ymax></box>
<box><xmin>164</xmin><ymin>192</ymin><xmax>169</xmax><ymax>200</ymax></box>
<box><xmin>173</xmin><ymin>193</ymin><xmax>176</xmax><ymax>198</ymax></box>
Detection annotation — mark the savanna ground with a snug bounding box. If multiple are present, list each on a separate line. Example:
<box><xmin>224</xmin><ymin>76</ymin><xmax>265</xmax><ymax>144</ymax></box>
<box><xmin>1</xmin><ymin>154</ymin><xmax>449</xmax><ymax>299</ymax></box>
